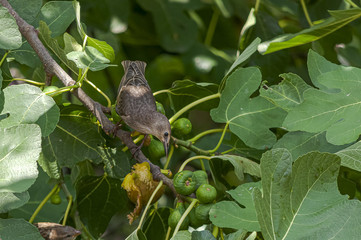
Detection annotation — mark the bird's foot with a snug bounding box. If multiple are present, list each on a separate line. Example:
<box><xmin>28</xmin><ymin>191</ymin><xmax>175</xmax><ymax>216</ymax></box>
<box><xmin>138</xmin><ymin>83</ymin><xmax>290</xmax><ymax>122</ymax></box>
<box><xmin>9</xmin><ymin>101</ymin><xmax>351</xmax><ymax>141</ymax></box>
<box><xmin>131</xmin><ymin>134</ymin><xmax>148</xmax><ymax>159</ymax></box>
<box><xmin>112</xmin><ymin>122</ymin><xmax>122</xmax><ymax>137</ymax></box>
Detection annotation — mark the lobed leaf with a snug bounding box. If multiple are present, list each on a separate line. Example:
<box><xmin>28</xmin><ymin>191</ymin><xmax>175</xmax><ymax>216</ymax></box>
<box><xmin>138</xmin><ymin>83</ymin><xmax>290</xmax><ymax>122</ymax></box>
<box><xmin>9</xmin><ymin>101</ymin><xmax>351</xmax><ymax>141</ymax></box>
<box><xmin>41</xmin><ymin>105</ymin><xmax>106</xmax><ymax>172</ymax></box>
<box><xmin>284</xmin><ymin>55</ymin><xmax>361</xmax><ymax>145</ymax></box>
<box><xmin>0</xmin><ymin>192</ymin><xmax>29</xmax><ymax>213</ymax></box>
<box><xmin>36</xmin><ymin>1</ymin><xmax>76</xmax><ymax>37</ymax></box>
<box><xmin>210</xmin><ymin>182</ymin><xmax>261</xmax><ymax>231</ymax></box>
<box><xmin>0</xmin><ymin>6</ymin><xmax>22</xmax><ymax>50</ymax></box>
<box><xmin>8</xmin><ymin>0</ymin><xmax>42</xmax><ymax>23</ymax></box>
<box><xmin>260</xmin><ymin>73</ymin><xmax>311</xmax><ymax>112</ymax></box>
<box><xmin>254</xmin><ymin>149</ymin><xmax>361</xmax><ymax>239</ymax></box>
<box><xmin>211</xmin><ymin>67</ymin><xmax>287</xmax><ymax>149</ymax></box>
<box><xmin>336</xmin><ymin>141</ymin><xmax>361</xmax><ymax>172</ymax></box>
<box><xmin>0</xmin><ymin>84</ymin><xmax>59</xmax><ymax>137</ymax></box>
<box><xmin>0</xmin><ymin>124</ymin><xmax>41</xmax><ymax>193</ymax></box>
<box><xmin>274</xmin><ymin>131</ymin><xmax>348</xmax><ymax>161</ymax></box>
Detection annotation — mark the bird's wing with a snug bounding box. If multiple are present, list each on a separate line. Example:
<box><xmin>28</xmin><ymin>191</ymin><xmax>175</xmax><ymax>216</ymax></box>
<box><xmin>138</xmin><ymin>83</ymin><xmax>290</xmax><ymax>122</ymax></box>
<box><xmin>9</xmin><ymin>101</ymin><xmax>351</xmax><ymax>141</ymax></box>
<box><xmin>119</xmin><ymin>60</ymin><xmax>150</xmax><ymax>90</ymax></box>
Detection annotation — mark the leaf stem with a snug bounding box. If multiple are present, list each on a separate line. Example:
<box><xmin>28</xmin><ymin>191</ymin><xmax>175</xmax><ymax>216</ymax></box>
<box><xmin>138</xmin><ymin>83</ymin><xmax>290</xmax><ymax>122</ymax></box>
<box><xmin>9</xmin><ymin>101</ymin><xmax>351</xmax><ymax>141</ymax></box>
<box><xmin>345</xmin><ymin>0</ymin><xmax>359</xmax><ymax>8</ymax></box>
<box><xmin>208</xmin><ymin>122</ymin><xmax>229</xmax><ymax>153</ymax></box>
<box><xmin>165</xmin><ymin>226</ymin><xmax>172</xmax><ymax>240</ymax></box>
<box><xmin>188</xmin><ymin>128</ymin><xmax>227</xmax><ymax>143</ymax></box>
<box><xmin>221</xmin><ymin>147</ymin><xmax>236</xmax><ymax>155</ymax></box>
<box><xmin>169</xmin><ymin>93</ymin><xmax>220</xmax><ymax>124</ymax></box>
<box><xmin>4</xmin><ymin>78</ymin><xmax>45</xmax><ymax>86</ymax></box>
<box><xmin>220</xmin><ymin>228</ymin><xmax>225</xmax><ymax>240</ymax></box>
<box><xmin>29</xmin><ymin>184</ymin><xmax>59</xmax><ymax>223</ymax></box>
<box><xmin>205</xmin><ymin>7</ymin><xmax>220</xmax><ymax>46</ymax></box>
<box><xmin>178</xmin><ymin>155</ymin><xmax>211</xmax><ymax>172</ymax></box>
<box><xmin>137</xmin><ymin>180</ymin><xmax>164</xmax><ymax>229</ymax></box>
<box><xmin>0</xmin><ymin>50</ymin><xmax>9</xmax><ymax>67</ymax></box>
<box><xmin>300</xmin><ymin>0</ymin><xmax>313</xmax><ymax>26</ymax></box>
<box><xmin>173</xmin><ymin>137</ymin><xmax>212</xmax><ymax>156</ymax></box>
<box><xmin>153</xmin><ymin>89</ymin><xmax>171</xmax><ymax>96</ymax></box>
<box><xmin>60</xmin><ymin>182</ymin><xmax>73</xmax><ymax>226</ymax></box>
<box><xmin>212</xmin><ymin>225</ymin><xmax>219</xmax><ymax>238</ymax></box>
<box><xmin>172</xmin><ymin>198</ymin><xmax>198</xmax><ymax>237</ymax></box>
<box><xmin>85</xmin><ymin>78</ymin><xmax>112</xmax><ymax>107</ymax></box>
<box><xmin>163</xmin><ymin>144</ymin><xmax>174</xmax><ymax>169</ymax></box>
<box><xmin>254</xmin><ymin>0</ymin><xmax>261</xmax><ymax>14</ymax></box>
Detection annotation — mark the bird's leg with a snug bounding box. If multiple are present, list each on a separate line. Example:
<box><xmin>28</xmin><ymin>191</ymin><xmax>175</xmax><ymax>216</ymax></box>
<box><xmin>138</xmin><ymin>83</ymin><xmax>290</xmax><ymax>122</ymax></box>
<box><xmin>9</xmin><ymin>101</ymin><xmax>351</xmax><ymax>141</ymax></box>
<box><xmin>131</xmin><ymin>134</ymin><xmax>149</xmax><ymax>159</ymax></box>
<box><xmin>112</xmin><ymin>121</ymin><xmax>122</xmax><ymax>137</ymax></box>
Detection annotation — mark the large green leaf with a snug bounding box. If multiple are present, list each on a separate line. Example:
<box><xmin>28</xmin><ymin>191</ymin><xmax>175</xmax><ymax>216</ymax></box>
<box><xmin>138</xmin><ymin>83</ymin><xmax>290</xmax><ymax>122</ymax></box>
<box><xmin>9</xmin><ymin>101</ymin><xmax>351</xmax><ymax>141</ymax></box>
<box><xmin>274</xmin><ymin>131</ymin><xmax>348</xmax><ymax>160</ymax></box>
<box><xmin>0</xmin><ymin>124</ymin><xmax>41</xmax><ymax>193</ymax></box>
<box><xmin>219</xmin><ymin>37</ymin><xmax>261</xmax><ymax>91</ymax></box>
<box><xmin>67</xmin><ymin>46</ymin><xmax>114</xmax><ymax>71</ymax></box>
<box><xmin>0</xmin><ymin>69</ymin><xmax>3</xmax><ymax>113</ymax></box>
<box><xmin>0</xmin><ymin>6</ymin><xmax>22</xmax><ymax>50</ymax></box>
<box><xmin>136</xmin><ymin>0</ymin><xmax>199</xmax><ymax>53</ymax></box>
<box><xmin>0</xmin><ymin>218</ymin><xmax>44</xmax><ymax>240</ymax></box>
<box><xmin>7</xmin><ymin>42</ymin><xmax>41</xmax><ymax>68</ymax></box>
<box><xmin>36</xmin><ymin>1</ymin><xmax>76</xmax><ymax>37</ymax></box>
<box><xmin>38</xmin><ymin>21</ymin><xmax>78</xmax><ymax>74</ymax></box>
<box><xmin>0</xmin><ymin>192</ymin><xmax>29</xmax><ymax>213</ymax></box>
<box><xmin>260</xmin><ymin>73</ymin><xmax>311</xmax><ymax>112</ymax></box>
<box><xmin>8</xmin><ymin>0</ymin><xmax>42</xmax><ymax>23</ymax></box>
<box><xmin>41</xmin><ymin>105</ymin><xmax>106</xmax><ymax>172</ymax></box>
<box><xmin>210</xmin><ymin>182</ymin><xmax>261</xmax><ymax>231</ymax></box>
<box><xmin>76</xmin><ymin>175</ymin><xmax>130</xmax><ymax>237</ymax></box>
<box><xmin>283</xmin><ymin>62</ymin><xmax>361</xmax><ymax>145</ymax></box>
<box><xmin>258</xmin><ymin>8</ymin><xmax>361</xmax><ymax>54</ymax></box>
<box><xmin>101</xmin><ymin>147</ymin><xmax>131</xmax><ymax>179</ymax></box>
<box><xmin>307</xmin><ymin>49</ymin><xmax>342</xmax><ymax>91</ymax></box>
<box><xmin>254</xmin><ymin>149</ymin><xmax>361</xmax><ymax>239</ymax></box>
<box><xmin>223</xmin><ymin>133</ymin><xmax>265</xmax><ymax>161</ymax></box>
<box><xmin>336</xmin><ymin>141</ymin><xmax>361</xmax><ymax>172</ymax></box>
<box><xmin>0</xmin><ymin>84</ymin><xmax>59</xmax><ymax>137</ymax></box>
<box><xmin>210</xmin><ymin>67</ymin><xmax>287</xmax><ymax>149</ymax></box>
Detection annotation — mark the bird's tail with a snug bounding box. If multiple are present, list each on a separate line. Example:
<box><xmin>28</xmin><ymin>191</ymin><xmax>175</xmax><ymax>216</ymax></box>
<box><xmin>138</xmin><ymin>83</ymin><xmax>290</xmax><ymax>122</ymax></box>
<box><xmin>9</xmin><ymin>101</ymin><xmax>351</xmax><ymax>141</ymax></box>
<box><xmin>120</xmin><ymin>60</ymin><xmax>148</xmax><ymax>87</ymax></box>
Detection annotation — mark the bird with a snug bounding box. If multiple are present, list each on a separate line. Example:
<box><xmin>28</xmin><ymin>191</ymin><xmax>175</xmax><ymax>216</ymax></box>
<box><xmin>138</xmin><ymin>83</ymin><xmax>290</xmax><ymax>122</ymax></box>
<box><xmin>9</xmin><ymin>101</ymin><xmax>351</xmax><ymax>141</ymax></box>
<box><xmin>34</xmin><ymin>222</ymin><xmax>81</xmax><ymax>240</ymax></box>
<box><xmin>116</xmin><ymin>60</ymin><xmax>171</xmax><ymax>158</ymax></box>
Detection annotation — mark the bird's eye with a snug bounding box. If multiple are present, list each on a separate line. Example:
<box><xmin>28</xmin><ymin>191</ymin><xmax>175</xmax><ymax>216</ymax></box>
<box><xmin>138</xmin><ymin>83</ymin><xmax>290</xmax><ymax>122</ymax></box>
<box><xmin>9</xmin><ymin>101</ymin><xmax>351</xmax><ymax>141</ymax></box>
<box><xmin>164</xmin><ymin>132</ymin><xmax>169</xmax><ymax>137</ymax></box>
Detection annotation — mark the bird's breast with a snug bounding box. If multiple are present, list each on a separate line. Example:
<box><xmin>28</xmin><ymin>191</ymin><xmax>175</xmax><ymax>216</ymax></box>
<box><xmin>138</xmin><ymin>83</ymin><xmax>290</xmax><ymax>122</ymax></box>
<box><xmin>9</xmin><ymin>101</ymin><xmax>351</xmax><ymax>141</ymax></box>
<box><xmin>125</xmin><ymin>85</ymin><xmax>150</xmax><ymax>97</ymax></box>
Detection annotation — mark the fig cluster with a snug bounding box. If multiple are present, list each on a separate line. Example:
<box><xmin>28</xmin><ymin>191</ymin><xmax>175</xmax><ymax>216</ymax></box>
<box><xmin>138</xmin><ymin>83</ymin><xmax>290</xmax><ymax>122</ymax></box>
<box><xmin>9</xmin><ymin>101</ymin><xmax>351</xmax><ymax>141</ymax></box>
<box><xmin>169</xmin><ymin>170</ymin><xmax>217</xmax><ymax>230</ymax></box>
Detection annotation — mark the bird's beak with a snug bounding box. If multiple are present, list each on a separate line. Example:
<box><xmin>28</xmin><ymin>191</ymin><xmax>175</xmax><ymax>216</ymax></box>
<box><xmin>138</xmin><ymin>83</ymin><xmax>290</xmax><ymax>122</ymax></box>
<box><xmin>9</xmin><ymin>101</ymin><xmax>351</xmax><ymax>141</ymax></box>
<box><xmin>163</xmin><ymin>141</ymin><xmax>169</xmax><ymax>159</ymax></box>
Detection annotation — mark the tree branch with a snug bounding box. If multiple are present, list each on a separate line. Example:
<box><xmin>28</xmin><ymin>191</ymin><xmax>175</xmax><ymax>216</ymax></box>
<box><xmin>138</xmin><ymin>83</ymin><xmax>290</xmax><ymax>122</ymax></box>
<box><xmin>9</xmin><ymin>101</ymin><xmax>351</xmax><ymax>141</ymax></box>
<box><xmin>0</xmin><ymin>0</ymin><xmax>176</xmax><ymax>195</ymax></box>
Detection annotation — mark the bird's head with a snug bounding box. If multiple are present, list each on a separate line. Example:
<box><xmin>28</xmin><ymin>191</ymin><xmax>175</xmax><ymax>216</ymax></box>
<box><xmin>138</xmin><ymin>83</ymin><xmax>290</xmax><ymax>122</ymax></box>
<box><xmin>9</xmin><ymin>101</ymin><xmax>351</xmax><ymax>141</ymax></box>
<box><xmin>151</xmin><ymin>112</ymin><xmax>171</xmax><ymax>159</ymax></box>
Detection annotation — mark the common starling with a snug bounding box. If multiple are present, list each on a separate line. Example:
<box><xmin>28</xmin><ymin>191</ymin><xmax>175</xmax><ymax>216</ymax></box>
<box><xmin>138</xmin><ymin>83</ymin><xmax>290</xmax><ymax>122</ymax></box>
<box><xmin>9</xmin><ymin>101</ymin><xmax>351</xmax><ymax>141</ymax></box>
<box><xmin>116</xmin><ymin>60</ymin><xmax>171</xmax><ymax>157</ymax></box>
